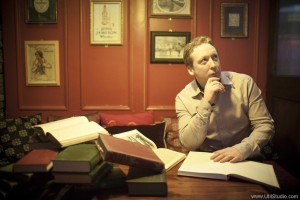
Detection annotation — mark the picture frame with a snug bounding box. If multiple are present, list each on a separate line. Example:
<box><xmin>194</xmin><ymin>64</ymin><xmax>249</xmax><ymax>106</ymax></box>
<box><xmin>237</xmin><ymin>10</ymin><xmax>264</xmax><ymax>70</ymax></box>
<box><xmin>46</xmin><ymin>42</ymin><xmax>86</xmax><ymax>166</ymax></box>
<box><xmin>220</xmin><ymin>3</ymin><xmax>248</xmax><ymax>38</ymax></box>
<box><xmin>150</xmin><ymin>31</ymin><xmax>191</xmax><ymax>64</ymax></box>
<box><xmin>25</xmin><ymin>40</ymin><xmax>60</xmax><ymax>86</ymax></box>
<box><xmin>90</xmin><ymin>0</ymin><xmax>123</xmax><ymax>45</ymax></box>
<box><xmin>25</xmin><ymin>0</ymin><xmax>57</xmax><ymax>23</ymax></box>
<box><xmin>150</xmin><ymin>0</ymin><xmax>191</xmax><ymax>18</ymax></box>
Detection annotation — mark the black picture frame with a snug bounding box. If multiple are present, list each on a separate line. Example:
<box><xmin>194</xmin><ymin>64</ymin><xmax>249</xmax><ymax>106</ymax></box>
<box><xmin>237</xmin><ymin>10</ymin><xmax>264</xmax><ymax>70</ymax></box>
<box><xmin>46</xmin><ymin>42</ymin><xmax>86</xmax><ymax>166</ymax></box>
<box><xmin>26</xmin><ymin>0</ymin><xmax>57</xmax><ymax>23</ymax></box>
<box><xmin>150</xmin><ymin>31</ymin><xmax>190</xmax><ymax>64</ymax></box>
<box><xmin>220</xmin><ymin>3</ymin><xmax>248</xmax><ymax>38</ymax></box>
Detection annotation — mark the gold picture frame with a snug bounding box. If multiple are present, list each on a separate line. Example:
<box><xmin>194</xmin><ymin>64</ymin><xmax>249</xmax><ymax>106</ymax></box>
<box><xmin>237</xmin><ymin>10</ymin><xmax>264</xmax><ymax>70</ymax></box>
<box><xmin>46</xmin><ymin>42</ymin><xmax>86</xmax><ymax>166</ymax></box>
<box><xmin>25</xmin><ymin>40</ymin><xmax>60</xmax><ymax>86</ymax></box>
<box><xmin>150</xmin><ymin>0</ymin><xmax>191</xmax><ymax>18</ymax></box>
<box><xmin>221</xmin><ymin>3</ymin><xmax>248</xmax><ymax>38</ymax></box>
<box><xmin>25</xmin><ymin>0</ymin><xmax>57</xmax><ymax>23</ymax></box>
<box><xmin>90</xmin><ymin>0</ymin><xmax>123</xmax><ymax>45</ymax></box>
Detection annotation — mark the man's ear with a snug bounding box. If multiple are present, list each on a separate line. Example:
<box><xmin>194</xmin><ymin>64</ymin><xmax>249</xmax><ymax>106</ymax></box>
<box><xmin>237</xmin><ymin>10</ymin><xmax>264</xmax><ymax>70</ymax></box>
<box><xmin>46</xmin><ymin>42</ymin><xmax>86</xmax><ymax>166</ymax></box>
<box><xmin>187</xmin><ymin>67</ymin><xmax>194</xmax><ymax>76</ymax></box>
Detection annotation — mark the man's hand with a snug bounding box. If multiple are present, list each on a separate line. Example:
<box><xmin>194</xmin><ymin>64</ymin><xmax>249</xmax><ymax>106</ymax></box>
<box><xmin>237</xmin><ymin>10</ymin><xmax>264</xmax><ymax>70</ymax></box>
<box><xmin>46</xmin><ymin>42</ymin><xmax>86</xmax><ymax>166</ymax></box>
<box><xmin>210</xmin><ymin>147</ymin><xmax>244</xmax><ymax>163</ymax></box>
<box><xmin>204</xmin><ymin>77</ymin><xmax>225</xmax><ymax>105</ymax></box>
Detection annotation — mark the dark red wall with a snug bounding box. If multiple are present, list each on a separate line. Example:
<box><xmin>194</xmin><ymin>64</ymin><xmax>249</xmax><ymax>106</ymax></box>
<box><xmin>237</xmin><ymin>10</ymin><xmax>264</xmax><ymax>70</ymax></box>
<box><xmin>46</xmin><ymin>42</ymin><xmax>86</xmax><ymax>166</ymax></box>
<box><xmin>1</xmin><ymin>0</ymin><xmax>270</xmax><ymax>122</ymax></box>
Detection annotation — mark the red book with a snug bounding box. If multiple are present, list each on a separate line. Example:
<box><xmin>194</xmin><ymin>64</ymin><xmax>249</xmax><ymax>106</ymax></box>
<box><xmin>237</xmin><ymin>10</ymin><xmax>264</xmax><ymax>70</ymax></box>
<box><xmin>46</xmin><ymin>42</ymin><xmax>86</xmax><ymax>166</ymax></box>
<box><xmin>13</xmin><ymin>149</ymin><xmax>58</xmax><ymax>173</ymax></box>
<box><xmin>96</xmin><ymin>134</ymin><xmax>164</xmax><ymax>172</ymax></box>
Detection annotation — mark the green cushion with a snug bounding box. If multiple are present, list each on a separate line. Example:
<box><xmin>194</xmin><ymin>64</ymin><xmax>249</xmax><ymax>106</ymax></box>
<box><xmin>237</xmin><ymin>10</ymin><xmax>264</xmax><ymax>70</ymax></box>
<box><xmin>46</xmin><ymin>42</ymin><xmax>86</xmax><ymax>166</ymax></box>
<box><xmin>0</xmin><ymin>113</ymin><xmax>42</xmax><ymax>164</ymax></box>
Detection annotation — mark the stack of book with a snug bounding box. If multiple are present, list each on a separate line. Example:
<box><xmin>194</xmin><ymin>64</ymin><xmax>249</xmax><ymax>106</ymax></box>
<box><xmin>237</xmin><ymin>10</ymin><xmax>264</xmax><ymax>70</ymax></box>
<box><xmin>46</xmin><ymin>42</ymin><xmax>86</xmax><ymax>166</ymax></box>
<box><xmin>2</xmin><ymin>155</ymin><xmax>55</xmax><ymax>199</ymax></box>
<box><xmin>51</xmin><ymin>143</ymin><xmax>113</xmax><ymax>184</ymax></box>
<box><xmin>96</xmin><ymin>131</ymin><xmax>187</xmax><ymax>196</ymax></box>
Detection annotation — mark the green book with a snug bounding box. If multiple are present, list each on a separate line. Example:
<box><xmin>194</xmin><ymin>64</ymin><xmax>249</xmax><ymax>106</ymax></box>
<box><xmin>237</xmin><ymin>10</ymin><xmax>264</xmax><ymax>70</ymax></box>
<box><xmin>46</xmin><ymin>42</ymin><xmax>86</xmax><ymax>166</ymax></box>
<box><xmin>74</xmin><ymin>167</ymin><xmax>127</xmax><ymax>192</ymax></box>
<box><xmin>53</xmin><ymin>161</ymin><xmax>113</xmax><ymax>184</ymax></box>
<box><xmin>126</xmin><ymin>167</ymin><xmax>168</xmax><ymax>196</ymax></box>
<box><xmin>0</xmin><ymin>178</ymin><xmax>19</xmax><ymax>192</ymax></box>
<box><xmin>0</xmin><ymin>163</ymin><xmax>34</xmax><ymax>182</ymax></box>
<box><xmin>52</xmin><ymin>143</ymin><xmax>101</xmax><ymax>172</ymax></box>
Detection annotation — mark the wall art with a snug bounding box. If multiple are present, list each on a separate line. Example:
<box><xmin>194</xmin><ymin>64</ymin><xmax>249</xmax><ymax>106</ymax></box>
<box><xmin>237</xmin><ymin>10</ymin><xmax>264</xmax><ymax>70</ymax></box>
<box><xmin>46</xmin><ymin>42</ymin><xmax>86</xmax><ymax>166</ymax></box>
<box><xmin>150</xmin><ymin>31</ymin><xmax>190</xmax><ymax>64</ymax></box>
<box><xmin>25</xmin><ymin>40</ymin><xmax>60</xmax><ymax>86</ymax></box>
<box><xmin>90</xmin><ymin>0</ymin><xmax>123</xmax><ymax>45</ymax></box>
<box><xmin>221</xmin><ymin>3</ymin><xmax>248</xmax><ymax>38</ymax></box>
<box><xmin>26</xmin><ymin>0</ymin><xmax>57</xmax><ymax>23</ymax></box>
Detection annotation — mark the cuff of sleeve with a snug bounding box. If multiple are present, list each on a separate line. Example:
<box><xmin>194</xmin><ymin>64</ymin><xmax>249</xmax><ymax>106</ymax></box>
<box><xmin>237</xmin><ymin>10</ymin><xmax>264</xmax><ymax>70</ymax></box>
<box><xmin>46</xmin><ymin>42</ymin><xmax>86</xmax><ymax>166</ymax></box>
<box><xmin>196</xmin><ymin>100</ymin><xmax>214</xmax><ymax>119</ymax></box>
<box><xmin>232</xmin><ymin>142</ymin><xmax>252</xmax><ymax>160</ymax></box>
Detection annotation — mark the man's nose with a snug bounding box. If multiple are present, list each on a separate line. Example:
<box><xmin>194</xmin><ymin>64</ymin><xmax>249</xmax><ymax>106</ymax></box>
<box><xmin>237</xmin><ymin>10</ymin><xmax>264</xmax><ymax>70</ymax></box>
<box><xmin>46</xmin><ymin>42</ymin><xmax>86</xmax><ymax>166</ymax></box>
<box><xmin>208</xmin><ymin>57</ymin><xmax>218</xmax><ymax>69</ymax></box>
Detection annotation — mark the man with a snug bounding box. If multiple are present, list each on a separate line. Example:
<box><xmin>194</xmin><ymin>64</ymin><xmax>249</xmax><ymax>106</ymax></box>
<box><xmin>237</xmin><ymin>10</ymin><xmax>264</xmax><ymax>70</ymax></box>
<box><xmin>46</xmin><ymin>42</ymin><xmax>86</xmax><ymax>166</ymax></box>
<box><xmin>175</xmin><ymin>36</ymin><xmax>274</xmax><ymax>163</ymax></box>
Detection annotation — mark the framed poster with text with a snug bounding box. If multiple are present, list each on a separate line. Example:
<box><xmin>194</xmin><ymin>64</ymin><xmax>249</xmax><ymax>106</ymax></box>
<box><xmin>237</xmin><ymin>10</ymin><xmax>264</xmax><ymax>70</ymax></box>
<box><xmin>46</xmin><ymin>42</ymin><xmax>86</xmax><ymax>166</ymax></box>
<box><xmin>90</xmin><ymin>0</ymin><xmax>123</xmax><ymax>45</ymax></box>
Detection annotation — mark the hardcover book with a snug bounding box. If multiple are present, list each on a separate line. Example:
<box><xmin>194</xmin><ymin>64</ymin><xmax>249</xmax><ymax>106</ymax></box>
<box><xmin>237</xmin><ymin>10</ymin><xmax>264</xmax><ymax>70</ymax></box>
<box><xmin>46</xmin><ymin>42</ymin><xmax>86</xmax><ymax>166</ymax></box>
<box><xmin>53</xmin><ymin>161</ymin><xmax>113</xmax><ymax>184</ymax></box>
<box><xmin>34</xmin><ymin>116</ymin><xmax>108</xmax><ymax>147</ymax></box>
<box><xmin>0</xmin><ymin>163</ymin><xmax>33</xmax><ymax>182</ymax></box>
<box><xmin>177</xmin><ymin>151</ymin><xmax>280</xmax><ymax>189</ymax></box>
<box><xmin>13</xmin><ymin>149</ymin><xmax>58</xmax><ymax>173</ymax></box>
<box><xmin>96</xmin><ymin>134</ymin><xmax>165</xmax><ymax>172</ymax></box>
<box><xmin>52</xmin><ymin>143</ymin><xmax>101</xmax><ymax>173</ymax></box>
<box><xmin>74</xmin><ymin>167</ymin><xmax>127</xmax><ymax>192</ymax></box>
<box><xmin>126</xmin><ymin>167</ymin><xmax>168</xmax><ymax>196</ymax></box>
<box><xmin>113</xmin><ymin>129</ymin><xmax>186</xmax><ymax>171</ymax></box>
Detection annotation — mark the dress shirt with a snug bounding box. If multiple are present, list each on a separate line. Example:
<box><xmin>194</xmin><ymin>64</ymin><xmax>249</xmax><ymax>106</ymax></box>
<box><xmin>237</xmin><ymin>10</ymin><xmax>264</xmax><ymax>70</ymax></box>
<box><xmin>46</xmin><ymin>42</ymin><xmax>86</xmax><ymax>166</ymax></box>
<box><xmin>175</xmin><ymin>71</ymin><xmax>275</xmax><ymax>159</ymax></box>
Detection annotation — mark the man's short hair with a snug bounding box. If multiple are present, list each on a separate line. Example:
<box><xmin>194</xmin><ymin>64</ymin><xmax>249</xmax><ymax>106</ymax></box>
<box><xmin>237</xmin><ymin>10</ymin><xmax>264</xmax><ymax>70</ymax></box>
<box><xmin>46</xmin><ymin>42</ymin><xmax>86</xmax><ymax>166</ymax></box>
<box><xmin>183</xmin><ymin>36</ymin><xmax>216</xmax><ymax>69</ymax></box>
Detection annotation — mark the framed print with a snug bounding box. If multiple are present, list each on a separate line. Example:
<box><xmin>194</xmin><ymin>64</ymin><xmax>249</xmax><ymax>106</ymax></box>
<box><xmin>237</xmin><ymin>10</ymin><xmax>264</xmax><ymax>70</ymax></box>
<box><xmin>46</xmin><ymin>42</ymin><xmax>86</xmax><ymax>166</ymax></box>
<box><xmin>221</xmin><ymin>3</ymin><xmax>248</xmax><ymax>38</ymax></box>
<box><xmin>150</xmin><ymin>31</ymin><xmax>190</xmax><ymax>64</ymax></box>
<box><xmin>150</xmin><ymin>0</ymin><xmax>191</xmax><ymax>18</ymax></box>
<box><xmin>25</xmin><ymin>41</ymin><xmax>60</xmax><ymax>86</ymax></box>
<box><xmin>25</xmin><ymin>0</ymin><xmax>57</xmax><ymax>23</ymax></box>
<box><xmin>90</xmin><ymin>0</ymin><xmax>123</xmax><ymax>45</ymax></box>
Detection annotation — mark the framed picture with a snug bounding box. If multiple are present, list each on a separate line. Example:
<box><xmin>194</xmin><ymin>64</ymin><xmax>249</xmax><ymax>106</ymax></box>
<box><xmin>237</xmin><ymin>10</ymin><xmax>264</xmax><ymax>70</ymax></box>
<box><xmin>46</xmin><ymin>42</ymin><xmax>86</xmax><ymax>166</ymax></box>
<box><xmin>90</xmin><ymin>0</ymin><xmax>123</xmax><ymax>45</ymax></box>
<box><xmin>220</xmin><ymin>3</ymin><xmax>248</xmax><ymax>38</ymax></box>
<box><xmin>25</xmin><ymin>41</ymin><xmax>60</xmax><ymax>86</ymax></box>
<box><xmin>150</xmin><ymin>0</ymin><xmax>191</xmax><ymax>18</ymax></box>
<box><xmin>25</xmin><ymin>0</ymin><xmax>57</xmax><ymax>23</ymax></box>
<box><xmin>150</xmin><ymin>31</ymin><xmax>190</xmax><ymax>64</ymax></box>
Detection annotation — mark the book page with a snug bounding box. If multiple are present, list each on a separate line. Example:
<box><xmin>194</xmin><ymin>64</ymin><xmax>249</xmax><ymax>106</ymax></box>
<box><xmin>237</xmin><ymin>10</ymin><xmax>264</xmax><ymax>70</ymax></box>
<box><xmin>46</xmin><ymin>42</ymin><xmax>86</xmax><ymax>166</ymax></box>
<box><xmin>178</xmin><ymin>152</ymin><xmax>280</xmax><ymax>188</ymax></box>
<box><xmin>113</xmin><ymin>129</ymin><xmax>157</xmax><ymax>149</ymax></box>
<box><xmin>177</xmin><ymin>152</ymin><xmax>228</xmax><ymax>180</ymax></box>
<box><xmin>34</xmin><ymin>116</ymin><xmax>89</xmax><ymax>134</ymax></box>
<box><xmin>226</xmin><ymin>161</ymin><xmax>280</xmax><ymax>188</ymax></box>
<box><xmin>153</xmin><ymin>148</ymin><xmax>186</xmax><ymax>171</ymax></box>
<box><xmin>47</xmin><ymin>121</ymin><xmax>108</xmax><ymax>147</ymax></box>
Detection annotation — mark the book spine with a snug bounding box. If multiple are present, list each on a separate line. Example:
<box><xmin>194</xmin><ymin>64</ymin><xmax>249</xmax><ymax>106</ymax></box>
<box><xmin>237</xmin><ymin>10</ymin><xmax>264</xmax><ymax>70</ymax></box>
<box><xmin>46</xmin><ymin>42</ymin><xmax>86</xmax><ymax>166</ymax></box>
<box><xmin>91</xmin><ymin>162</ymin><xmax>113</xmax><ymax>182</ymax></box>
<box><xmin>90</xmin><ymin>153</ymin><xmax>102</xmax><ymax>170</ymax></box>
<box><xmin>104</xmin><ymin>151</ymin><xmax>164</xmax><ymax>172</ymax></box>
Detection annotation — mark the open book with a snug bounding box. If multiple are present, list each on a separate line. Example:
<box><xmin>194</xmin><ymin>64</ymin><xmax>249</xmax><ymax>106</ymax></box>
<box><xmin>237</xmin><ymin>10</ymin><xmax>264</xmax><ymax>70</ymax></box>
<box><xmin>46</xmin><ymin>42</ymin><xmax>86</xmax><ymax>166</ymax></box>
<box><xmin>34</xmin><ymin>116</ymin><xmax>108</xmax><ymax>148</ymax></box>
<box><xmin>178</xmin><ymin>151</ymin><xmax>280</xmax><ymax>189</ymax></box>
<box><xmin>113</xmin><ymin>129</ymin><xmax>186</xmax><ymax>171</ymax></box>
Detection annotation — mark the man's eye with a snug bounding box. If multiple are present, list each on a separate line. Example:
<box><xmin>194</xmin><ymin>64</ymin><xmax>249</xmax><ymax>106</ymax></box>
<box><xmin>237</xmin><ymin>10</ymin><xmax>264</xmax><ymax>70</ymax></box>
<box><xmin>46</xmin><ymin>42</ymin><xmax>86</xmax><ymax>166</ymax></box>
<box><xmin>200</xmin><ymin>58</ymin><xmax>208</xmax><ymax>64</ymax></box>
<box><xmin>212</xmin><ymin>55</ymin><xmax>219</xmax><ymax>61</ymax></box>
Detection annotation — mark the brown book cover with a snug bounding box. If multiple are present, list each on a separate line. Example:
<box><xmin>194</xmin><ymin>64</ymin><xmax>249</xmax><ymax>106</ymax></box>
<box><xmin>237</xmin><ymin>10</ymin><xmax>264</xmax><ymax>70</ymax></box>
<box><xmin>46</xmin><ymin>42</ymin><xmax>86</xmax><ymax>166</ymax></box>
<box><xmin>13</xmin><ymin>149</ymin><xmax>58</xmax><ymax>173</ymax></box>
<box><xmin>96</xmin><ymin>134</ymin><xmax>165</xmax><ymax>172</ymax></box>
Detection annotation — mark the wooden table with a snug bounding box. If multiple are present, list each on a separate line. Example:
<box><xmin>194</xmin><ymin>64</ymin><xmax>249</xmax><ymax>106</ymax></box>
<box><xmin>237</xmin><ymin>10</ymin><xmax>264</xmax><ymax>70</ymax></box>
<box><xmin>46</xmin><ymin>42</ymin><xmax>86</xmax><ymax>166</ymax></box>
<box><xmin>57</xmin><ymin>163</ymin><xmax>289</xmax><ymax>200</ymax></box>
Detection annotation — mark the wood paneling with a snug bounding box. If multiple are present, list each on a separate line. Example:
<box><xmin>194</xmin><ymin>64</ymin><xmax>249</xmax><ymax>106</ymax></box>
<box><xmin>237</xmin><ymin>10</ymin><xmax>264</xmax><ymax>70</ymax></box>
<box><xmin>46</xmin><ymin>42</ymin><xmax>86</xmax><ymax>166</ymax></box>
<box><xmin>1</xmin><ymin>0</ymin><xmax>271</xmax><ymax>121</ymax></box>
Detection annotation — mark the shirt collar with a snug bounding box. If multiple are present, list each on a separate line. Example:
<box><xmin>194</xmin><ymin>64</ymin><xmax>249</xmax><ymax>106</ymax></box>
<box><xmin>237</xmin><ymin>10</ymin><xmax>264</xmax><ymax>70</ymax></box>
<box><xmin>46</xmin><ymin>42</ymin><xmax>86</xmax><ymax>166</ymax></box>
<box><xmin>191</xmin><ymin>71</ymin><xmax>233</xmax><ymax>98</ymax></box>
<box><xmin>220</xmin><ymin>71</ymin><xmax>233</xmax><ymax>85</ymax></box>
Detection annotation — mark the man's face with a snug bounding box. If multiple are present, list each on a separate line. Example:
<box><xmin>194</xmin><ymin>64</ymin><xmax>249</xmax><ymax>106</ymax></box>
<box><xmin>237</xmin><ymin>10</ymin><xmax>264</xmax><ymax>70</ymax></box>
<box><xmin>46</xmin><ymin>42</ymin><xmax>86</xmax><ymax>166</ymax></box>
<box><xmin>188</xmin><ymin>43</ymin><xmax>221</xmax><ymax>88</ymax></box>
